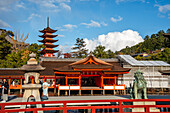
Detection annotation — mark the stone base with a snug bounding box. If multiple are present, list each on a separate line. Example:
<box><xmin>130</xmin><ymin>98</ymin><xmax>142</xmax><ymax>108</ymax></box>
<box><xmin>20</xmin><ymin>85</ymin><xmax>43</xmax><ymax>113</ymax></box>
<box><xmin>132</xmin><ymin>101</ymin><xmax>160</xmax><ymax>112</ymax></box>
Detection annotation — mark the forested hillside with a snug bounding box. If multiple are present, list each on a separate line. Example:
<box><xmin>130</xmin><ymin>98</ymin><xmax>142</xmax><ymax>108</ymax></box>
<box><xmin>116</xmin><ymin>29</ymin><xmax>170</xmax><ymax>63</ymax></box>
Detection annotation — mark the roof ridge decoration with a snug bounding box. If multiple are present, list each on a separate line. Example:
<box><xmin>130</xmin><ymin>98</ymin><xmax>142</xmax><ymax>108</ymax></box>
<box><xmin>69</xmin><ymin>54</ymin><xmax>113</xmax><ymax>66</ymax></box>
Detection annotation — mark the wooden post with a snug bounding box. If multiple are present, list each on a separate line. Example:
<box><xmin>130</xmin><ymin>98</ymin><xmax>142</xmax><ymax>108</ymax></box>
<box><xmin>69</xmin><ymin>85</ymin><xmax>70</xmax><ymax>96</ymax></box>
<box><xmin>101</xmin><ymin>75</ymin><xmax>103</xmax><ymax>87</ymax></box>
<box><xmin>79</xmin><ymin>75</ymin><xmax>81</xmax><ymax>86</ymax></box>
<box><xmin>8</xmin><ymin>78</ymin><xmax>11</xmax><ymax>94</ymax></box>
<box><xmin>65</xmin><ymin>75</ymin><xmax>68</xmax><ymax>86</ymax></box>
<box><xmin>54</xmin><ymin>76</ymin><xmax>57</xmax><ymax>94</ymax></box>
<box><xmin>114</xmin><ymin>76</ymin><xmax>117</xmax><ymax>85</ymax></box>
<box><xmin>20</xmin><ymin>78</ymin><xmax>22</xmax><ymax>94</ymax></box>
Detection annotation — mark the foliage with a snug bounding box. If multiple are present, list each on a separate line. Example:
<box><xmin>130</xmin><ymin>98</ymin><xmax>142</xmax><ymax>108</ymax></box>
<box><xmin>0</xmin><ymin>43</ymin><xmax>45</xmax><ymax>68</ymax></box>
<box><xmin>72</xmin><ymin>38</ymin><xmax>88</xmax><ymax>58</ymax></box>
<box><xmin>0</xmin><ymin>30</ymin><xmax>12</xmax><ymax>59</ymax></box>
<box><xmin>93</xmin><ymin>45</ymin><xmax>115</xmax><ymax>58</ymax></box>
<box><xmin>117</xmin><ymin>29</ymin><xmax>170</xmax><ymax>63</ymax></box>
<box><xmin>118</xmin><ymin>29</ymin><xmax>170</xmax><ymax>55</ymax></box>
<box><xmin>28</xmin><ymin>43</ymin><xmax>45</xmax><ymax>59</ymax></box>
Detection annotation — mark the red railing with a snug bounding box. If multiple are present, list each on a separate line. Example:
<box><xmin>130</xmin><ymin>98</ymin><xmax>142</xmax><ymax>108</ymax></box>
<box><xmin>0</xmin><ymin>99</ymin><xmax>170</xmax><ymax>113</ymax></box>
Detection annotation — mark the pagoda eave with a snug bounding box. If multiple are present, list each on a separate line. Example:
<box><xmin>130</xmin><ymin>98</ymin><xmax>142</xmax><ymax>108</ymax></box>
<box><xmin>45</xmin><ymin>44</ymin><xmax>59</xmax><ymax>48</ymax></box>
<box><xmin>39</xmin><ymin>35</ymin><xmax>58</xmax><ymax>38</ymax></box>
<box><xmin>39</xmin><ymin>27</ymin><xmax>57</xmax><ymax>33</ymax></box>
<box><xmin>41</xmin><ymin>50</ymin><xmax>59</xmax><ymax>54</ymax></box>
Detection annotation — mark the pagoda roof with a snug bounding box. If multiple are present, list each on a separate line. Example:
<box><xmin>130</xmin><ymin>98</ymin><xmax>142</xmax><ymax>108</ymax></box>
<box><xmin>54</xmin><ymin>54</ymin><xmax>130</xmax><ymax>74</ymax></box>
<box><xmin>41</xmin><ymin>48</ymin><xmax>59</xmax><ymax>54</ymax></box>
<box><xmin>44</xmin><ymin>43</ymin><xmax>59</xmax><ymax>48</ymax></box>
<box><xmin>39</xmin><ymin>34</ymin><xmax>58</xmax><ymax>38</ymax></box>
<box><xmin>39</xmin><ymin>27</ymin><xmax>57</xmax><ymax>33</ymax></box>
<box><xmin>38</xmin><ymin>39</ymin><xmax>58</xmax><ymax>43</ymax></box>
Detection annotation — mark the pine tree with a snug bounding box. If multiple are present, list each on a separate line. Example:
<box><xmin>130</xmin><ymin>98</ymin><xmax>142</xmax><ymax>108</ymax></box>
<box><xmin>72</xmin><ymin>38</ymin><xmax>88</xmax><ymax>58</ymax></box>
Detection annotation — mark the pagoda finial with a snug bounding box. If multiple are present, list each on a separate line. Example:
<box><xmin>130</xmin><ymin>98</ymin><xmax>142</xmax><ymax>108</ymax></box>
<box><xmin>47</xmin><ymin>17</ymin><xmax>49</xmax><ymax>27</ymax></box>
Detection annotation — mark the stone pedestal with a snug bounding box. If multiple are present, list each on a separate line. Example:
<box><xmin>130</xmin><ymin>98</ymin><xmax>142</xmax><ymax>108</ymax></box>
<box><xmin>20</xmin><ymin>84</ymin><xmax>43</xmax><ymax>113</ymax></box>
<box><xmin>132</xmin><ymin>101</ymin><xmax>160</xmax><ymax>112</ymax></box>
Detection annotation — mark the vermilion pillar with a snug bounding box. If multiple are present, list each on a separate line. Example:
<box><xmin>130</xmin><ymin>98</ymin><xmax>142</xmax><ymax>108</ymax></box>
<box><xmin>65</xmin><ymin>75</ymin><xmax>68</xmax><ymax>85</ymax></box>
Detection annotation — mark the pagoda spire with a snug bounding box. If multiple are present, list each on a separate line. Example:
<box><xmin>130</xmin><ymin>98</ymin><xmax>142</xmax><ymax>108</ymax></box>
<box><xmin>47</xmin><ymin>17</ymin><xmax>49</xmax><ymax>27</ymax></box>
<box><xmin>38</xmin><ymin>18</ymin><xmax>59</xmax><ymax>57</ymax></box>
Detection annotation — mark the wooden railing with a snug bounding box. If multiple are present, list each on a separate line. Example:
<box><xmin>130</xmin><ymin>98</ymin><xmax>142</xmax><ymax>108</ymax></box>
<box><xmin>0</xmin><ymin>99</ymin><xmax>170</xmax><ymax>113</ymax></box>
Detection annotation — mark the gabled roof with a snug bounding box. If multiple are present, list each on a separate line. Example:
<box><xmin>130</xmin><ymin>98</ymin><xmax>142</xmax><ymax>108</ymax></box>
<box><xmin>54</xmin><ymin>54</ymin><xmax>130</xmax><ymax>74</ymax></box>
<box><xmin>69</xmin><ymin>54</ymin><xmax>112</xmax><ymax>66</ymax></box>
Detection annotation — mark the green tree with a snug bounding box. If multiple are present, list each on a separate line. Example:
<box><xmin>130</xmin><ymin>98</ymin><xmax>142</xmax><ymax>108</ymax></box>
<box><xmin>28</xmin><ymin>43</ymin><xmax>45</xmax><ymax>59</ymax></box>
<box><xmin>72</xmin><ymin>38</ymin><xmax>88</xmax><ymax>58</ymax></box>
<box><xmin>0</xmin><ymin>30</ymin><xmax>12</xmax><ymax>59</ymax></box>
<box><xmin>107</xmin><ymin>49</ymin><xmax>115</xmax><ymax>58</ymax></box>
<box><xmin>93</xmin><ymin>45</ymin><xmax>109</xmax><ymax>58</ymax></box>
<box><xmin>0</xmin><ymin>43</ymin><xmax>45</xmax><ymax>68</ymax></box>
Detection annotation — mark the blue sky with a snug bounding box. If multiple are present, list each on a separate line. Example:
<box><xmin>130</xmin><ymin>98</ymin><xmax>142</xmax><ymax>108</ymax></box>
<box><xmin>0</xmin><ymin>0</ymin><xmax>170</xmax><ymax>53</ymax></box>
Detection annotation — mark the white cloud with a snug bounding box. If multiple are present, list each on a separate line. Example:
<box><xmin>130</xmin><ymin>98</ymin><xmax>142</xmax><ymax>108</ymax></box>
<box><xmin>0</xmin><ymin>19</ymin><xmax>11</xmax><ymax>28</ymax></box>
<box><xmin>28</xmin><ymin>0</ymin><xmax>71</xmax><ymax>12</ymax></box>
<box><xmin>155</xmin><ymin>4</ymin><xmax>170</xmax><ymax>13</ymax></box>
<box><xmin>60</xmin><ymin>24</ymin><xmax>77</xmax><ymax>31</ymax></box>
<box><xmin>84</xmin><ymin>30</ymin><xmax>144</xmax><ymax>52</ymax></box>
<box><xmin>116</xmin><ymin>0</ymin><xmax>145</xmax><ymax>4</ymax></box>
<box><xmin>22</xmin><ymin>13</ymin><xmax>41</xmax><ymax>22</ymax></box>
<box><xmin>64</xmin><ymin>24</ymin><xmax>77</xmax><ymax>29</ymax></box>
<box><xmin>58</xmin><ymin>35</ymin><xmax>65</xmax><ymax>37</ymax></box>
<box><xmin>0</xmin><ymin>0</ymin><xmax>18</xmax><ymax>11</ymax></box>
<box><xmin>16</xmin><ymin>2</ymin><xmax>25</xmax><ymax>9</ymax></box>
<box><xmin>60</xmin><ymin>3</ymin><xmax>71</xmax><ymax>11</ymax></box>
<box><xmin>101</xmin><ymin>22</ymin><xmax>108</xmax><ymax>26</ymax></box>
<box><xmin>111</xmin><ymin>16</ymin><xmax>123</xmax><ymax>23</ymax></box>
<box><xmin>81</xmin><ymin>20</ymin><xmax>101</xmax><ymax>28</ymax></box>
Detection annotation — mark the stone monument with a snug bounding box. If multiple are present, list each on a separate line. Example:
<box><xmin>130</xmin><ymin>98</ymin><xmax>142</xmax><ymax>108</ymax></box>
<box><xmin>130</xmin><ymin>70</ymin><xmax>160</xmax><ymax>112</ymax></box>
<box><xmin>20</xmin><ymin>53</ymin><xmax>45</xmax><ymax>113</ymax></box>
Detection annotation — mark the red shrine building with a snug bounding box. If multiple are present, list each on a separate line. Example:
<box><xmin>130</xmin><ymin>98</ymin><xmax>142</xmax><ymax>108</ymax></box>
<box><xmin>53</xmin><ymin>54</ymin><xmax>130</xmax><ymax>95</ymax></box>
<box><xmin>38</xmin><ymin>17</ymin><xmax>59</xmax><ymax>57</ymax></box>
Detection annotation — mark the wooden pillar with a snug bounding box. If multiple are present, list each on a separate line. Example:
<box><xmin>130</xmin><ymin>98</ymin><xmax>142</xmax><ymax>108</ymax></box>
<box><xmin>114</xmin><ymin>76</ymin><xmax>117</xmax><ymax>85</ymax></box>
<box><xmin>65</xmin><ymin>75</ymin><xmax>68</xmax><ymax>85</ymax></box>
<box><xmin>20</xmin><ymin>78</ymin><xmax>22</xmax><ymax>94</ymax></box>
<box><xmin>101</xmin><ymin>75</ymin><xmax>103</xmax><ymax>87</ymax></box>
<box><xmin>79</xmin><ymin>75</ymin><xmax>81</xmax><ymax>86</ymax></box>
<box><xmin>54</xmin><ymin>76</ymin><xmax>57</xmax><ymax>94</ymax></box>
<box><xmin>8</xmin><ymin>78</ymin><xmax>11</xmax><ymax>94</ymax></box>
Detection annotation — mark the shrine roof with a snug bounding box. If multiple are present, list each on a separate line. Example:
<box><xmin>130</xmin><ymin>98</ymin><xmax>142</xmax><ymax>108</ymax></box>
<box><xmin>54</xmin><ymin>54</ymin><xmax>131</xmax><ymax>73</ymax></box>
<box><xmin>39</xmin><ymin>27</ymin><xmax>57</xmax><ymax>33</ymax></box>
<box><xmin>69</xmin><ymin>54</ymin><xmax>113</xmax><ymax>66</ymax></box>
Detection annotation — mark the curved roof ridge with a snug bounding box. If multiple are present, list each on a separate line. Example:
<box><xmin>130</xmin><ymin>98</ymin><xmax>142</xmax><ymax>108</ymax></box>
<box><xmin>69</xmin><ymin>54</ymin><xmax>113</xmax><ymax>66</ymax></box>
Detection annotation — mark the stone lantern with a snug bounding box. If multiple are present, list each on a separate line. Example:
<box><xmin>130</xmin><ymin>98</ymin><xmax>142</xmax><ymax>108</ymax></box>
<box><xmin>20</xmin><ymin>53</ymin><xmax>45</xmax><ymax>113</ymax></box>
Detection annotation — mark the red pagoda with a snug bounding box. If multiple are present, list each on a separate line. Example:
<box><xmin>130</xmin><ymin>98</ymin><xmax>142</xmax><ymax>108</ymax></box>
<box><xmin>38</xmin><ymin>17</ymin><xmax>59</xmax><ymax>57</ymax></box>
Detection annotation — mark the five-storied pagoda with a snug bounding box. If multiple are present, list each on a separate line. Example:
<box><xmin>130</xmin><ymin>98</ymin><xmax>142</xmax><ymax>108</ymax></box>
<box><xmin>38</xmin><ymin>17</ymin><xmax>59</xmax><ymax>57</ymax></box>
